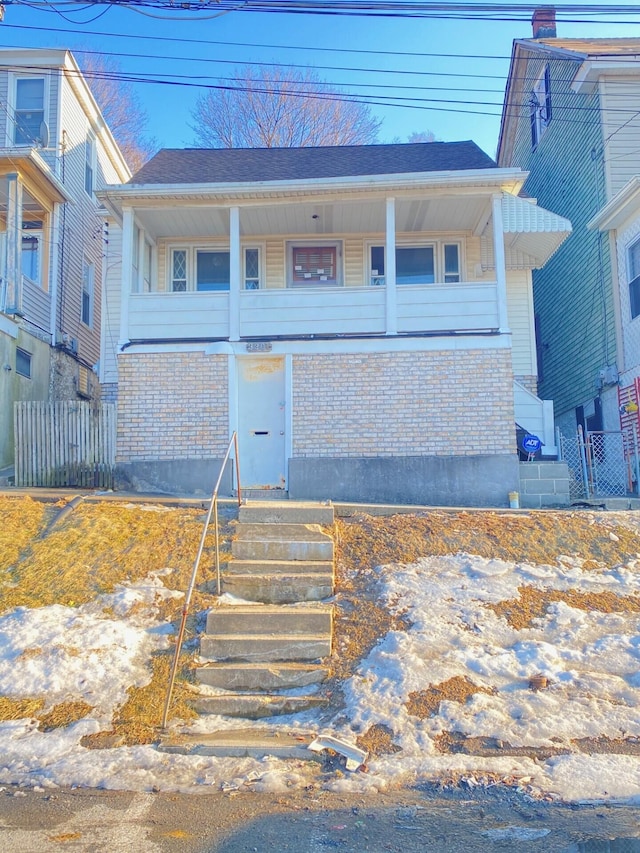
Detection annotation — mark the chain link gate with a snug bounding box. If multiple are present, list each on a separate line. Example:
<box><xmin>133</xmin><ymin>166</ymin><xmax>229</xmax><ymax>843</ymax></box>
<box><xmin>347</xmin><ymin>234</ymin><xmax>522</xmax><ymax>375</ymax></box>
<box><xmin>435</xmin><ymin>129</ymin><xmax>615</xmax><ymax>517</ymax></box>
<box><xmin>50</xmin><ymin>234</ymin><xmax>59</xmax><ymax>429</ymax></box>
<box><xmin>559</xmin><ymin>426</ymin><xmax>640</xmax><ymax>500</ymax></box>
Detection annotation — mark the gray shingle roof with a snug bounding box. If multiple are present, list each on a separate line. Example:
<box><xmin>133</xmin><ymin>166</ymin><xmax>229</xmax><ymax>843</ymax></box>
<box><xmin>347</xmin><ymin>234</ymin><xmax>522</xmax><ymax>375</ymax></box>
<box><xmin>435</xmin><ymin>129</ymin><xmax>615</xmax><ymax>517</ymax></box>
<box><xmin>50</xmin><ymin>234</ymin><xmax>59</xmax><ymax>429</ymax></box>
<box><xmin>128</xmin><ymin>141</ymin><xmax>497</xmax><ymax>186</ymax></box>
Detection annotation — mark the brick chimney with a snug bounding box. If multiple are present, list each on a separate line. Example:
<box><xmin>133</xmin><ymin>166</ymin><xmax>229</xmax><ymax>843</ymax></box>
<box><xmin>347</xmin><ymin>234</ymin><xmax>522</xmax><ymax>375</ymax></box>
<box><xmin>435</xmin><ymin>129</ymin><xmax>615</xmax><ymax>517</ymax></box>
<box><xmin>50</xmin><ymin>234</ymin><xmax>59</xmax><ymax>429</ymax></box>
<box><xmin>532</xmin><ymin>7</ymin><xmax>557</xmax><ymax>39</ymax></box>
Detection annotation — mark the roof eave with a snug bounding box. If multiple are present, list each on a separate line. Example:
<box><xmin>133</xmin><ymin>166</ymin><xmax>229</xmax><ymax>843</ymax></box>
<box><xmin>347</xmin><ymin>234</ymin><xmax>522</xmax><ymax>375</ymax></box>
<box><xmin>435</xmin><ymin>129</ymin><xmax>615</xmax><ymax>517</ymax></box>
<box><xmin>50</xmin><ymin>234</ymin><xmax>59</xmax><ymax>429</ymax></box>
<box><xmin>588</xmin><ymin>176</ymin><xmax>640</xmax><ymax>231</ymax></box>
<box><xmin>100</xmin><ymin>167</ymin><xmax>526</xmax><ymax>205</ymax></box>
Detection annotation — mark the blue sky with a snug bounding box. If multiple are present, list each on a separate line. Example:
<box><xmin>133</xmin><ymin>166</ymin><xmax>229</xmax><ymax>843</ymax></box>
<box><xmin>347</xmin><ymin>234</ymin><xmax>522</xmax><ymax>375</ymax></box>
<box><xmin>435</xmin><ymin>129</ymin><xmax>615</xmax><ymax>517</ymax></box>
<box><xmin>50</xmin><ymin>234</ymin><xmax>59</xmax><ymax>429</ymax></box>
<box><xmin>1</xmin><ymin>1</ymin><xmax>639</xmax><ymax>158</ymax></box>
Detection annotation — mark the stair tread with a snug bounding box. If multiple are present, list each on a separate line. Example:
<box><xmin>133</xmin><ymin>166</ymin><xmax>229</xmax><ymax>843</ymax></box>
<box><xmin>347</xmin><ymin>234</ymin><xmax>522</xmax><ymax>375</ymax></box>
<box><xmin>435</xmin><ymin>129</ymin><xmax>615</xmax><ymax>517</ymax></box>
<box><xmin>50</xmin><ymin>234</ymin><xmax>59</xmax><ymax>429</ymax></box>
<box><xmin>235</xmin><ymin>523</ymin><xmax>332</xmax><ymax>542</ymax></box>
<box><xmin>197</xmin><ymin>661</ymin><xmax>327</xmax><ymax>670</ymax></box>
<box><xmin>209</xmin><ymin>604</ymin><xmax>333</xmax><ymax>614</ymax></box>
<box><xmin>201</xmin><ymin>632</ymin><xmax>330</xmax><ymax>640</ymax></box>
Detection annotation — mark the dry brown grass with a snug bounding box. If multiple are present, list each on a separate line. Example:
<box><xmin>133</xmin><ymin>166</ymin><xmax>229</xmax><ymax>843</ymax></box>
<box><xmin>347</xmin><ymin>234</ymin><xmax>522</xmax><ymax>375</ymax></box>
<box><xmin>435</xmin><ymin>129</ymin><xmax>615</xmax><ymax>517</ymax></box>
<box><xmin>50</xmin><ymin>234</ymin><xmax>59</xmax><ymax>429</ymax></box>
<box><xmin>405</xmin><ymin>676</ymin><xmax>496</xmax><ymax>719</ymax></box>
<box><xmin>0</xmin><ymin>496</ymin><xmax>48</xmax><ymax>571</ymax></box>
<box><xmin>38</xmin><ymin>700</ymin><xmax>94</xmax><ymax>731</ymax></box>
<box><xmin>488</xmin><ymin>585</ymin><xmax>640</xmax><ymax>630</ymax></box>
<box><xmin>0</xmin><ymin>500</ymin><xmax>228</xmax><ymax>613</ymax></box>
<box><xmin>0</xmin><ymin>695</ymin><xmax>44</xmax><ymax>720</ymax></box>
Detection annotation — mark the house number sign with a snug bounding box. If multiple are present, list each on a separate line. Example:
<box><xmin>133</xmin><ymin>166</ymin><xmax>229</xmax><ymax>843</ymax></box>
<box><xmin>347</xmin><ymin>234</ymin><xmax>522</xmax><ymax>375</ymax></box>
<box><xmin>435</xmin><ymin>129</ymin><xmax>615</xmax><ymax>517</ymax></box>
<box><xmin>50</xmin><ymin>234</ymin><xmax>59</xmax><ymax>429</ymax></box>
<box><xmin>246</xmin><ymin>342</ymin><xmax>273</xmax><ymax>352</ymax></box>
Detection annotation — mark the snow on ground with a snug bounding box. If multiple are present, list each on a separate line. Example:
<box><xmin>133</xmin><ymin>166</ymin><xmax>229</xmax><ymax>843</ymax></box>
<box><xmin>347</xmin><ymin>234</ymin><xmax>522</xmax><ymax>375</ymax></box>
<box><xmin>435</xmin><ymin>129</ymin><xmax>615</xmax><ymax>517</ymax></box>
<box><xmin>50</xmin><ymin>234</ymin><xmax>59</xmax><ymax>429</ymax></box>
<box><xmin>0</xmin><ymin>554</ymin><xmax>640</xmax><ymax>801</ymax></box>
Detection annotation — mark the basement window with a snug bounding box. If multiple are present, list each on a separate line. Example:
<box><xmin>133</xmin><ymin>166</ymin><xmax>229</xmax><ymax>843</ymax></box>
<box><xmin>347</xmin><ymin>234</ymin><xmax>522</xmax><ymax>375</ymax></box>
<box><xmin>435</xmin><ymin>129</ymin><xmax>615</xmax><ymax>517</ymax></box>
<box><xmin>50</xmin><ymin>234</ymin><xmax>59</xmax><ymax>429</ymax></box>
<box><xmin>16</xmin><ymin>347</ymin><xmax>31</xmax><ymax>378</ymax></box>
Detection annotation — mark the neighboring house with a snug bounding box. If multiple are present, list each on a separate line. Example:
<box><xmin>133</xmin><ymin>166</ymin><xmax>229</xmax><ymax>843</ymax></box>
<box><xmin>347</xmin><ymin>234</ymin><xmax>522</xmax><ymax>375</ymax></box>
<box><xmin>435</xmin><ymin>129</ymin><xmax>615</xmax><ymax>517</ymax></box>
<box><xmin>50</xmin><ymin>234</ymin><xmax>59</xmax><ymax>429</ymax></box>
<box><xmin>589</xmin><ymin>179</ymin><xmax>640</xmax><ymax>441</ymax></box>
<box><xmin>0</xmin><ymin>49</ymin><xmax>131</xmax><ymax>470</ymax></box>
<box><xmin>99</xmin><ymin>142</ymin><xmax>570</xmax><ymax>505</ymax></box>
<box><xmin>497</xmin><ymin>7</ymin><xmax>640</xmax><ymax>441</ymax></box>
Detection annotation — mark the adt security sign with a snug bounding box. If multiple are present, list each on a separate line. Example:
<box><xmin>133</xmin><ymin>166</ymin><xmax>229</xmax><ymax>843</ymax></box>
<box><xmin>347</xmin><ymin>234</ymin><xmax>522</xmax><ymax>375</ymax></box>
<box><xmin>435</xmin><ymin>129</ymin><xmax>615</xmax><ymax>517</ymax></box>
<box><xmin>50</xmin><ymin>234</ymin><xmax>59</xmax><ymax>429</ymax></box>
<box><xmin>522</xmin><ymin>434</ymin><xmax>542</xmax><ymax>455</ymax></box>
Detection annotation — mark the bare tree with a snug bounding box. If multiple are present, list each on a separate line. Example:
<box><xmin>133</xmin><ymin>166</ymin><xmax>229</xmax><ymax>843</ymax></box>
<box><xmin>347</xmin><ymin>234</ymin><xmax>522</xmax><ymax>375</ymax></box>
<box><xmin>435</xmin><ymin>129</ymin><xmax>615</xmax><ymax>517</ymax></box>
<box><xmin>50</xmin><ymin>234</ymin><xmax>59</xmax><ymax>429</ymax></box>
<box><xmin>406</xmin><ymin>130</ymin><xmax>437</xmax><ymax>143</ymax></box>
<box><xmin>190</xmin><ymin>65</ymin><xmax>382</xmax><ymax>148</ymax></box>
<box><xmin>80</xmin><ymin>55</ymin><xmax>157</xmax><ymax>173</ymax></box>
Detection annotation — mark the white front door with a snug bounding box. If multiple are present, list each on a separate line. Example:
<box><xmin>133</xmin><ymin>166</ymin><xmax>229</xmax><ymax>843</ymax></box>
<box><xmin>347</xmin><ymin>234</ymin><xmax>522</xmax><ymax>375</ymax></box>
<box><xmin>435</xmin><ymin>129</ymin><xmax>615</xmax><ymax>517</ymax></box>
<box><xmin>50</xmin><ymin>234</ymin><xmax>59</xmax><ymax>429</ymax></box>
<box><xmin>237</xmin><ymin>356</ymin><xmax>286</xmax><ymax>488</ymax></box>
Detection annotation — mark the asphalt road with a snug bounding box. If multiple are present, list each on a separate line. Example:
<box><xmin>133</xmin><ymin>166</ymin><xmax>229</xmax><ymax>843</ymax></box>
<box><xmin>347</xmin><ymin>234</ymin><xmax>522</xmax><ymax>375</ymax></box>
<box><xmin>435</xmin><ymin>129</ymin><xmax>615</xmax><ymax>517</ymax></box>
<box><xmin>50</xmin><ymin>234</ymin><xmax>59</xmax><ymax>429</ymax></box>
<box><xmin>0</xmin><ymin>783</ymin><xmax>639</xmax><ymax>852</ymax></box>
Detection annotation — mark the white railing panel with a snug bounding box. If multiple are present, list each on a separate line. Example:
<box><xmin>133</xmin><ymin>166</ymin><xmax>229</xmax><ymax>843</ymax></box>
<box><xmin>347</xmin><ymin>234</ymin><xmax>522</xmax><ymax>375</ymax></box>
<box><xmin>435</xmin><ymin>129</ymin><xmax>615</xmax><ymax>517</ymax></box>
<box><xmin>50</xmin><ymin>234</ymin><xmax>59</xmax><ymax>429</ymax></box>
<box><xmin>128</xmin><ymin>292</ymin><xmax>230</xmax><ymax>339</ymax></box>
<box><xmin>397</xmin><ymin>282</ymin><xmax>500</xmax><ymax>333</ymax></box>
<box><xmin>240</xmin><ymin>286</ymin><xmax>386</xmax><ymax>337</ymax></box>
<box><xmin>513</xmin><ymin>380</ymin><xmax>557</xmax><ymax>455</ymax></box>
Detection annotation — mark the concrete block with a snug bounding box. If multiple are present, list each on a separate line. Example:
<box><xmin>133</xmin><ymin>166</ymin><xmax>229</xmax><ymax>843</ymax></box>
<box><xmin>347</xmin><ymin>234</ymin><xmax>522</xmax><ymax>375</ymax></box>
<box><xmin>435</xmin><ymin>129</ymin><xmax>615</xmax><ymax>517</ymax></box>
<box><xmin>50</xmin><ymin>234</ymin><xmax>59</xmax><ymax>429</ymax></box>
<box><xmin>289</xmin><ymin>454</ymin><xmax>520</xmax><ymax>507</ymax></box>
<box><xmin>239</xmin><ymin>502</ymin><xmax>334</xmax><ymax>525</ymax></box>
<box><xmin>200</xmin><ymin>634</ymin><xmax>331</xmax><ymax>662</ymax></box>
<box><xmin>221</xmin><ymin>573</ymin><xmax>334</xmax><ymax>603</ymax></box>
<box><xmin>192</xmin><ymin>693</ymin><xmax>327</xmax><ymax>719</ymax></box>
<box><xmin>196</xmin><ymin>662</ymin><xmax>328</xmax><ymax>690</ymax></box>
<box><xmin>205</xmin><ymin>604</ymin><xmax>333</xmax><ymax>636</ymax></box>
<box><xmin>523</xmin><ymin>478</ymin><xmax>560</xmax><ymax>495</ymax></box>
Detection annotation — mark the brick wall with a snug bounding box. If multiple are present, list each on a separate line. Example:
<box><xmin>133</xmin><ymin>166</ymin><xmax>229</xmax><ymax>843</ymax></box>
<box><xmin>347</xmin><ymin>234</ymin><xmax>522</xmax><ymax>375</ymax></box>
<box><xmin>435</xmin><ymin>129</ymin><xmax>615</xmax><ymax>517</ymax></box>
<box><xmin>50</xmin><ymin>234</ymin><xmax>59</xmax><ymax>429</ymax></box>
<box><xmin>116</xmin><ymin>352</ymin><xmax>228</xmax><ymax>462</ymax></box>
<box><xmin>292</xmin><ymin>349</ymin><xmax>515</xmax><ymax>457</ymax></box>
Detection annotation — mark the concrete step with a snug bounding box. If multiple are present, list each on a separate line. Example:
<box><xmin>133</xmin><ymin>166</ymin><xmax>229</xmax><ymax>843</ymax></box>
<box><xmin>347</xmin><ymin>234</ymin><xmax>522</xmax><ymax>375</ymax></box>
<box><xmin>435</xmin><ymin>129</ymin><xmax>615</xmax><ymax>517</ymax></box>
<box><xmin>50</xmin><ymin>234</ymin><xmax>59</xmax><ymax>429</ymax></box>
<box><xmin>232</xmin><ymin>523</ymin><xmax>334</xmax><ymax>562</ymax></box>
<box><xmin>221</xmin><ymin>573</ymin><xmax>334</xmax><ymax>603</ymax></box>
<box><xmin>205</xmin><ymin>604</ymin><xmax>333</xmax><ymax>636</ymax></box>
<box><xmin>239</xmin><ymin>501</ymin><xmax>334</xmax><ymax>526</ymax></box>
<box><xmin>221</xmin><ymin>558</ymin><xmax>334</xmax><ymax>576</ymax></box>
<box><xmin>196</xmin><ymin>661</ymin><xmax>328</xmax><ymax>690</ymax></box>
<box><xmin>192</xmin><ymin>693</ymin><xmax>327</xmax><ymax>719</ymax></box>
<box><xmin>158</xmin><ymin>728</ymin><xmax>317</xmax><ymax>759</ymax></box>
<box><xmin>200</xmin><ymin>633</ymin><xmax>331</xmax><ymax>662</ymax></box>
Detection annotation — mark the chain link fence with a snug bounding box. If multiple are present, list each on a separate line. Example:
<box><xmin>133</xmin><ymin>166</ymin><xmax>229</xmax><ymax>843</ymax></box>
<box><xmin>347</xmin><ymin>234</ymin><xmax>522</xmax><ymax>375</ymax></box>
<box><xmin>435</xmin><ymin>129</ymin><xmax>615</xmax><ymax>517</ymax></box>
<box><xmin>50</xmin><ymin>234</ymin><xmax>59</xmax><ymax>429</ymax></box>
<box><xmin>558</xmin><ymin>427</ymin><xmax>640</xmax><ymax>500</ymax></box>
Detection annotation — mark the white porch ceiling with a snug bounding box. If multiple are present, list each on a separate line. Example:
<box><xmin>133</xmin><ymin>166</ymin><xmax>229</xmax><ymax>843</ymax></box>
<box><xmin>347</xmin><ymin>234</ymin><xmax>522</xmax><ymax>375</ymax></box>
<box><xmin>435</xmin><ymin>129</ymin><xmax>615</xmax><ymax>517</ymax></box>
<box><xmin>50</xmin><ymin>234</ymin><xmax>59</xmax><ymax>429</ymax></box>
<box><xmin>133</xmin><ymin>194</ymin><xmax>493</xmax><ymax>240</ymax></box>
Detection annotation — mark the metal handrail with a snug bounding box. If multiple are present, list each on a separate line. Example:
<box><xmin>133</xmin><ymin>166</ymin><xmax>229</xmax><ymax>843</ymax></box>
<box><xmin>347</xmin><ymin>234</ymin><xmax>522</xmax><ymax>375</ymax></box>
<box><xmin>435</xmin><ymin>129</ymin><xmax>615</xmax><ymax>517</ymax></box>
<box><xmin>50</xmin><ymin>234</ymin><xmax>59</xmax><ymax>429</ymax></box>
<box><xmin>160</xmin><ymin>432</ymin><xmax>241</xmax><ymax>730</ymax></box>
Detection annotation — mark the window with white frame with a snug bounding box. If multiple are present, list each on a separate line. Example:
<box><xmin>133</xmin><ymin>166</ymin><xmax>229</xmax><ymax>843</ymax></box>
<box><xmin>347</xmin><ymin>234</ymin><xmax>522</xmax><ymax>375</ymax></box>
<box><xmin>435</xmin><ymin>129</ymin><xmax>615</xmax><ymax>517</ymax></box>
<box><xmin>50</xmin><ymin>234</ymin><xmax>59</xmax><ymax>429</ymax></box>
<box><xmin>530</xmin><ymin>64</ymin><xmax>552</xmax><ymax>150</ymax></box>
<box><xmin>82</xmin><ymin>259</ymin><xmax>94</xmax><ymax>326</ymax></box>
<box><xmin>13</xmin><ymin>77</ymin><xmax>45</xmax><ymax>146</ymax></box>
<box><xmin>288</xmin><ymin>242</ymin><xmax>341</xmax><ymax>287</ymax></box>
<box><xmin>15</xmin><ymin>347</ymin><xmax>31</xmax><ymax>378</ymax></box>
<box><xmin>169</xmin><ymin>246</ymin><xmax>261</xmax><ymax>292</ymax></box>
<box><xmin>628</xmin><ymin>237</ymin><xmax>640</xmax><ymax>320</ymax></box>
<box><xmin>85</xmin><ymin>131</ymin><xmax>95</xmax><ymax>196</ymax></box>
<box><xmin>368</xmin><ymin>242</ymin><xmax>460</xmax><ymax>286</ymax></box>
<box><xmin>21</xmin><ymin>221</ymin><xmax>43</xmax><ymax>287</ymax></box>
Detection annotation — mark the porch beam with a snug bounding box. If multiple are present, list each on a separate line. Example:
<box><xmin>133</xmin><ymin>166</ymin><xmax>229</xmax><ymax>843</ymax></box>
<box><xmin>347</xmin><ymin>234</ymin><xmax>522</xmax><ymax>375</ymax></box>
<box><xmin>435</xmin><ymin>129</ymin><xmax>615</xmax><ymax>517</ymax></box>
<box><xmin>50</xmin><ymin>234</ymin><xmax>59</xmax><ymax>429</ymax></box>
<box><xmin>491</xmin><ymin>194</ymin><xmax>510</xmax><ymax>334</ymax></box>
<box><xmin>385</xmin><ymin>196</ymin><xmax>397</xmax><ymax>336</ymax></box>
<box><xmin>229</xmin><ymin>206</ymin><xmax>240</xmax><ymax>341</ymax></box>
<box><xmin>119</xmin><ymin>206</ymin><xmax>134</xmax><ymax>346</ymax></box>
<box><xmin>4</xmin><ymin>173</ymin><xmax>23</xmax><ymax>313</ymax></box>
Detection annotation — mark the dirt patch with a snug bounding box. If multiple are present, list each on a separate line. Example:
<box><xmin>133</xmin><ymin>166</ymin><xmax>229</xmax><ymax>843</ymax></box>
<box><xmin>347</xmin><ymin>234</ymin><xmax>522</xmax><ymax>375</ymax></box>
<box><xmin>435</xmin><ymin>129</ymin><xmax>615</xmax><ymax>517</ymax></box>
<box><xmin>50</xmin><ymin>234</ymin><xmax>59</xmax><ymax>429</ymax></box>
<box><xmin>488</xmin><ymin>585</ymin><xmax>640</xmax><ymax>630</ymax></box>
<box><xmin>356</xmin><ymin>723</ymin><xmax>402</xmax><ymax>756</ymax></box>
<box><xmin>406</xmin><ymin>676</ymin><xmax>496</xmax><ymax>719</ymax></box>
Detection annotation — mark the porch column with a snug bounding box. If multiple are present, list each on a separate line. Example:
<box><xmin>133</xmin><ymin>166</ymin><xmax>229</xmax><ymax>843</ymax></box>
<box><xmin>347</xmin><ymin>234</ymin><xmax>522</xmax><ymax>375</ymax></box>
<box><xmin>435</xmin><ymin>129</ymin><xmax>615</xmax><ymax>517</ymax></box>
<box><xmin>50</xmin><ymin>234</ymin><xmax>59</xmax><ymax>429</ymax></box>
<box><xmin>5</xmin><ymin>173</ymin><xmax>23</xmax><ymax>313</ymax></box>
<box><xmin>229</xmin><ymin>206</ymin><xmax>240</xmax><ymax>341</ymax></box>
<box><xmin>119</xmin><ymin>206</ymin><xmax>134</xmax><ymax>346</ymax></box>
<box><xmin>491</xmin><ymin>193</ymin><xmax>510</xmax><ymax>333</ymax></box>
<box><xmin>385</xmin><ymin>197</ymin><xmax>397</xmax><ymax>335</ymax></box>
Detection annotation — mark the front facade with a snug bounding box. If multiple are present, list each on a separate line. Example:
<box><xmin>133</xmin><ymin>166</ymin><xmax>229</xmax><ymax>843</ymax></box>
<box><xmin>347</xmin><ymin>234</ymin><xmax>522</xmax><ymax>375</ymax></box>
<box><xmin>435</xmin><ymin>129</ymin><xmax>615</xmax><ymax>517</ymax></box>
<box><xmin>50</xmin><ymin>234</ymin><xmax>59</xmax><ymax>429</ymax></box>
<box><xmin>0</xmin><ymin>49</ymin><xmax>130</xmax><ymax>469</ymax></box>
<box><xmin>101</xmin><ymin>143</ymin><xmax>570</xmax><ymax>505</ymax></box>
<box><xmin>497</xmin><ymin>10</ymin><xmax>640</xmax><ymax>439</ymax></box>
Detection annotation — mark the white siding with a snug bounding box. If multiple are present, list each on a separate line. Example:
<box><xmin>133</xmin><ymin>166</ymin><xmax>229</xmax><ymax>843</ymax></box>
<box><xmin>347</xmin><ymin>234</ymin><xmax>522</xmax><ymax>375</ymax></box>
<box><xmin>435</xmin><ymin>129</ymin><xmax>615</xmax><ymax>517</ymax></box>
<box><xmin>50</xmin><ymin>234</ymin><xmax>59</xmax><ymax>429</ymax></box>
<box><xmin>601</xmin><ymin>76</ymin><xmax>640</xmax><ymax>200</ymax></box>
<box><xmin>506</xmin><ymin>268</ymin><xmax>536</xmax><ymax>376</ymax></box>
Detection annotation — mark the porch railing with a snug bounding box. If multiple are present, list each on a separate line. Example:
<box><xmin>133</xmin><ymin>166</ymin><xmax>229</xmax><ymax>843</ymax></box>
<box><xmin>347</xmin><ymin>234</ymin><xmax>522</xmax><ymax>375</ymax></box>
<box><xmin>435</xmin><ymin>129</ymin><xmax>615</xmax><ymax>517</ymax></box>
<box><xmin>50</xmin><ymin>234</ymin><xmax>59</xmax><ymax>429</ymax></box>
<box><xmin>160</xmin><ymin>431</ymin><xmax>242</xmax><ymax>730</ymax></box>
<box><xmin>128</xmin><ymin>281</ymin><xmax>500</xmax><ymax>341</ymax></box>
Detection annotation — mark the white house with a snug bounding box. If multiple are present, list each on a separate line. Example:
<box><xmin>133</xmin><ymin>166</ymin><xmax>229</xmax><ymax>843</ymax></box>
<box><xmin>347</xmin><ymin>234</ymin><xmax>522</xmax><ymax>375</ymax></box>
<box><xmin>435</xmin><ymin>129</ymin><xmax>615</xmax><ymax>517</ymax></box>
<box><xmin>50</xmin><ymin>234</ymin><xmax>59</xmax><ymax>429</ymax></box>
<box><xmin>0</xmin><ymin>49</ymin><xmax>130</xmax><ymax>470</ymax></box>
<box><xmin>99</xmin><ymin>142</ymin><xmax>571</xmax><ymax>505</ymax></box>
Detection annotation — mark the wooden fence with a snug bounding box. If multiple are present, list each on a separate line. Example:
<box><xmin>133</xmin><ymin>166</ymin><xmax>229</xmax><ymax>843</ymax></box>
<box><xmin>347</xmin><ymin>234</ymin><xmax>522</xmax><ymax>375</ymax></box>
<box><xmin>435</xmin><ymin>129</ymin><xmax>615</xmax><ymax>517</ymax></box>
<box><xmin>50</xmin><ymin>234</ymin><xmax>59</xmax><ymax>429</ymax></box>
<box><xmin>14</xmin><ymin>401</ymin><xmax>117</xmax><ymax>488</ymax></box>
